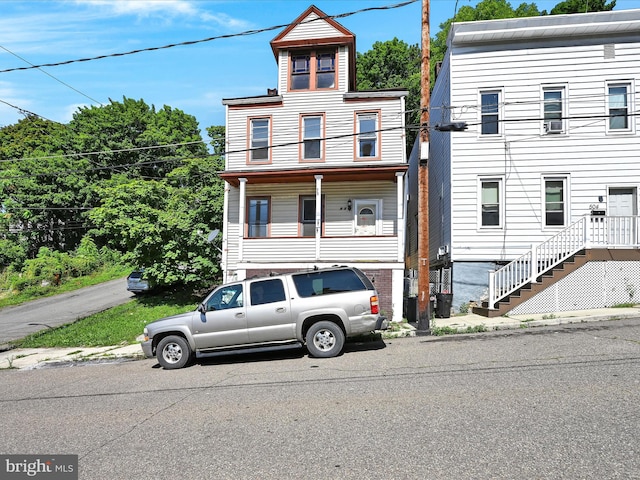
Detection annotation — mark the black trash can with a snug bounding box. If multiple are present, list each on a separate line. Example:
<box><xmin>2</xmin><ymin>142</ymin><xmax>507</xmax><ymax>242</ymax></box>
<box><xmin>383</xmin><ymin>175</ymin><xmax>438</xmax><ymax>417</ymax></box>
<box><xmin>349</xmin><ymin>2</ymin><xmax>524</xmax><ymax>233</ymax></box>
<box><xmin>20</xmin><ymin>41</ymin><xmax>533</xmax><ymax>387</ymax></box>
<box><xmin>405</xmin><ymin>296</ymin><xmax>418</xmax><ymax>323</ymax></box>
<box><xmin>435</xmin><ymin>293</ymin><xmax>453</xmax><ymax>318</ymax></box>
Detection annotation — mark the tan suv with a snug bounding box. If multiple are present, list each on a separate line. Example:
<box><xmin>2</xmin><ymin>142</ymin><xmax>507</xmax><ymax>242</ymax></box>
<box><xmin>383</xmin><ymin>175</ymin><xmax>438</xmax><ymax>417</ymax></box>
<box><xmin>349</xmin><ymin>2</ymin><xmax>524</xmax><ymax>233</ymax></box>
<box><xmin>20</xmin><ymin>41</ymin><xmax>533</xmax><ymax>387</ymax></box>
<box><xmin>141</xmin><ymin>266</ymin><xmax>388</xmax><ymax>369</ymax></box>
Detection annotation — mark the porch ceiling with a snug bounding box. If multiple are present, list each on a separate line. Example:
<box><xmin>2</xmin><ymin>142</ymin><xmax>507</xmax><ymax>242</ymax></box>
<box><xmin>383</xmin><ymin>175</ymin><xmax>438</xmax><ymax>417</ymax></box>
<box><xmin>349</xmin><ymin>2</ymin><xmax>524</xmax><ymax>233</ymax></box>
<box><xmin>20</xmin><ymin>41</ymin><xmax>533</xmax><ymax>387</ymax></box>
<box><xmin>219</xmin><ymin>164</ymin><xmax>408</xmax><ymax>187</ymax></box>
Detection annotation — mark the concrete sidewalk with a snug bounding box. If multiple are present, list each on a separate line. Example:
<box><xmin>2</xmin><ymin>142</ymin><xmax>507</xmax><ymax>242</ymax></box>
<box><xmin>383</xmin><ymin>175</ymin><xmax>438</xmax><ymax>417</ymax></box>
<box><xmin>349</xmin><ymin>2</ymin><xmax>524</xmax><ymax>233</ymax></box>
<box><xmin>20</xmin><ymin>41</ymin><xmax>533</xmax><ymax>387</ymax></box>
<box><xmin>0</xmin><ymin>343</ymin><xmax>145</xmax><ymax>370</ymax></box>
<box><xmin>1</xmin><ymin>307</ymin><xmax>638</xmax><ymax>370</ymax></box>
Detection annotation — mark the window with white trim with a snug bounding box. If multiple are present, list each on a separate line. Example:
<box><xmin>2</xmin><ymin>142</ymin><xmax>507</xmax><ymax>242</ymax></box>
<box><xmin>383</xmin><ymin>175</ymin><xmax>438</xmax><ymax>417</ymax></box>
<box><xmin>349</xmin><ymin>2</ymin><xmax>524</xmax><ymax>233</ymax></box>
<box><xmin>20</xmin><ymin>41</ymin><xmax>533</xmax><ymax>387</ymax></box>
<box><xmin>356</xmin><ymin>112</ymin><xmax>379</xmax><ymax>158</ymax></box>
<box><xmin>249</xmin><ymin>118</ymin><xmax>270</xmax><ymax>163</ymax></box>
<box><xmin>543</xmin><ymin>86</ymin><xmax>566</xmax><ymax>134</ymax></box>
<box><xmin>480</xmin><ymin>178</ymin><xmax>503</xmax><ymax>228</ymax></box>
<box><xmin>544</xmin><ymin>177</ymin><xmax>567</xmax><ymax>227</ymax></box>
<box><xmin>607</xmin><ymin>82</ymin><xmax>631</xmax><ymax>132</ymax></box>
<box><xmin>480</xmin><ymin>90</ymin><xmax>501</xmax><ymax>135</ymax></box>
<box><xmin>302</xmin><ymin>115</ymin><xmax>323</xmax><ymax>160</ymax></box>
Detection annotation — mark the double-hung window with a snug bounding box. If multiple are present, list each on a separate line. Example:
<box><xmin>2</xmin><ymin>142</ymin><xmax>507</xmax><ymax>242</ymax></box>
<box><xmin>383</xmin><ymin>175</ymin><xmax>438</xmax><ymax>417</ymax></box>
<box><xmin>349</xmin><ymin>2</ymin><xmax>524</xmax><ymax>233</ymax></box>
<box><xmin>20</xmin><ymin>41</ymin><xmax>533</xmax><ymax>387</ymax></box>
<box><xmin>247</xmin><ymin>197</ymin><xmax>270</xmax><ymax>238</ymax></box>
<box><xmin>543</xmin><ymin>86</ymin><xmax>565</xmax><ymax>134</ymax></box>
<box><xmin>480</xmin><ymin>90</ymin><xmax>501</xmax><ymax>136</ymax></box>
<box><xmin>356</xmin><ymin>112</ymin><xmax>379</xmax><ymax>159</ymax></box>
<box><xmin>316</xmin><ymin>52</ymin><xmax>335</xmax><ymax>89</ymax></box>
<box><xmin>249</xmin><ymin>117</ymin><xmax>270</xmax><ymax>163</ymax></box>
<box><xmin>544</xmin><ymin>177</ymin><xmax>567</xmax><ymax>227</ymax></box>
<box><xmin>607</xmin><ymin>82</ymin><xmax>632</xmax><ymax>132</ymax></box>
<box><xmin>301</xmin><ymin>115</ymin><xmax>323</xmax><ymax>161</ymax></box>
<box><xmin>480</xmin><ymin>178</ymin><xmax>503</xmax><ymax>228</ymax></box>
<box><xmin>291</xmin><ymin>53</ymin><xmax>311</xmax><ymax>90</ymax></box>
<box><xmin>290</xmin><ymin>49</ymin><xmax>336</xmax><ymax>91</ymax></box>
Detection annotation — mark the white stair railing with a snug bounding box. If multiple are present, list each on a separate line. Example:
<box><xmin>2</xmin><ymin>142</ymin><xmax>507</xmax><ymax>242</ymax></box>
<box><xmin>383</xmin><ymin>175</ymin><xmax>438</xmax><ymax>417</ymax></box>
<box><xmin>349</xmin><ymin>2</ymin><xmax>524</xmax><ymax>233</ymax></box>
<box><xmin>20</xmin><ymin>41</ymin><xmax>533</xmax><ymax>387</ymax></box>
<box><xmin>487</xmin><ymin>215</ymin><xmax>640</xmax><ymax>310</ymax></box>
<box><xmin>488</xmin><ymin>218</ymin><xmax>588</xmax><ymax>309</ymax></box>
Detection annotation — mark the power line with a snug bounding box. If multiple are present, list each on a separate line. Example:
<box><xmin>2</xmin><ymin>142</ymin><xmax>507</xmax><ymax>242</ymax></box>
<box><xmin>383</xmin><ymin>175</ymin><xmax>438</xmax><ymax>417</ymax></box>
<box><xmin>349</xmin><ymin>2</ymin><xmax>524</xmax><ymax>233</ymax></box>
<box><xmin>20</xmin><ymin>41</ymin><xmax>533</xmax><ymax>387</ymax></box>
<box><xmin>0</xmin><ymin>1</ymin><xmax>418</xmax><ymax>74</ymax></box>
<box><xmin>0</xmin><ymin>98</ymin><xmax>57</xmax><ymax>123</ymax></box>
<box><xmin>0</xmin><ymin>45</ymin><xmax>103</xmax><ymax>106</ymax></box>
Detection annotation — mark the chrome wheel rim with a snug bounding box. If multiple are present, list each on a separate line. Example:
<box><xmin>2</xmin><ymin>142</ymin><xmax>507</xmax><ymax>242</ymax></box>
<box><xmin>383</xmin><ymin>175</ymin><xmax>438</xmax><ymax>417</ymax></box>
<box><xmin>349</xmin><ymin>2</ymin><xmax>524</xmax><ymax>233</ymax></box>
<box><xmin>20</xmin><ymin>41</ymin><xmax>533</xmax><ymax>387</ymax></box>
<box><xmin>313</xmin><ymin>329</ymin><xmax>336</xmax><ymax>352</ymax></box>
<box><xmin>162</xmin><ymin>342</ymin><xmax>183</xmax><ymax>364</ymax></box>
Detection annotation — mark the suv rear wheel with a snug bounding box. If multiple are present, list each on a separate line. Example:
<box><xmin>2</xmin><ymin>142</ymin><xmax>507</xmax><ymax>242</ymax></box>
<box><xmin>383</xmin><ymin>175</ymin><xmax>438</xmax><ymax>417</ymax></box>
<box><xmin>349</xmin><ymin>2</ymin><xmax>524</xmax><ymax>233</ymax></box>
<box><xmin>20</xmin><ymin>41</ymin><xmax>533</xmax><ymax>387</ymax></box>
<box><xmin>157</xmin><ymin>335</ymin><xmax>192</xmax><ymax>369</ymax></box>
<box><xmin>305</xmin><ymin>321</ymin><xmax>344</xmax><ymax>358</ymax></box>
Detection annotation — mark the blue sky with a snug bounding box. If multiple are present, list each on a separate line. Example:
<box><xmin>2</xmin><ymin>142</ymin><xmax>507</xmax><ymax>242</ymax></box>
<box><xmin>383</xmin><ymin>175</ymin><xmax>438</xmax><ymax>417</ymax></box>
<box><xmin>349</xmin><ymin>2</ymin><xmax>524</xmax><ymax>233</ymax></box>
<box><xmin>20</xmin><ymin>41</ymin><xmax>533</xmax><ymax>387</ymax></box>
<box><xmin>0</xmin><ymin>0</ymin><xmax>628</xmax><ymax>137</ymax></box>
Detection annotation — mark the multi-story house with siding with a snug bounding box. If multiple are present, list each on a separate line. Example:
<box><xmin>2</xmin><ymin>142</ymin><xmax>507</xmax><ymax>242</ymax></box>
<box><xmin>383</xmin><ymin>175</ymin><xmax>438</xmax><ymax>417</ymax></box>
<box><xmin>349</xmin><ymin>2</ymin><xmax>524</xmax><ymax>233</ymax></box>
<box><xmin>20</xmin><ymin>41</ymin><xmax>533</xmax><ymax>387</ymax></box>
<box><xmin>219</xmin><ymin>5</ymin><xmax>408</xmax><ymax>322</ymax></box>
<box><xmin>407</xmin><ymin>9</ymin><xmax>640</xmax><ymax>317</ymax></box>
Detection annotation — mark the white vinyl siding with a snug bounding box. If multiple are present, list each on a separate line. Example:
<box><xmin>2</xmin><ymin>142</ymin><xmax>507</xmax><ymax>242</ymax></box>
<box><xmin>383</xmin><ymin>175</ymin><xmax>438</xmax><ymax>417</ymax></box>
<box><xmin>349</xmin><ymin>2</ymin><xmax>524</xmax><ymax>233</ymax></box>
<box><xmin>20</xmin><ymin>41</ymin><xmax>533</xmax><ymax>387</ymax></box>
<box><xmin>225</xmin><ymin>94</ymin><xmax>405</xmax><ymax>171</ymax></box>
<box><xmin>431</xmin><ymin>14</ymin><xmax>640</xmax><ymax>262</ymax></box>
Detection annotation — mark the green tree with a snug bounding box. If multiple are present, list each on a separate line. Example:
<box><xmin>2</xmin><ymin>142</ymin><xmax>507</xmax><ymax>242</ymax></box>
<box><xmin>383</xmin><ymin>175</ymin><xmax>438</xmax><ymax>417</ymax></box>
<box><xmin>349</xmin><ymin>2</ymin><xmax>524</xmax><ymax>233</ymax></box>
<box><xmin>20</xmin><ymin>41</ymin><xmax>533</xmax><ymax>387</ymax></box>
<box><xmin>89</xmin><ymin>159</ymin><xmax>223</xmax><ymax>288</ymax></box>
<box><xmin>0</xmin><ymin>116</ymin><xmax>90</xmax><ymax>258</ymax></box>
<box><xmin>548</xmin><ymin>0</ymin><xmax>615</xmax><ymax>14</ymax></box>
<box><xmin>356</xmin><ymin>38</ymin><xmax>421</xmax><ymax>153</ymax></box>
<box><xmin>65</xmin><ymin>97</ymin><xmax>208</xmax><ymax>180</ymax></box>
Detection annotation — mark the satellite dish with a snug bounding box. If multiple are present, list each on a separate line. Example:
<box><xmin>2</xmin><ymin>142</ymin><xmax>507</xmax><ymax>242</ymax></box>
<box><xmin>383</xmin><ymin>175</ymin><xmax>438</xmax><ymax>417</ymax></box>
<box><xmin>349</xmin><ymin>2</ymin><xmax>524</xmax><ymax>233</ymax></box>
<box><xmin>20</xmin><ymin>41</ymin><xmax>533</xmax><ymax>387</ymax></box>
<box><xmin>207</xmin><ymin>229</ymin><xmax>220</xmax><ymax>243</ymax></box>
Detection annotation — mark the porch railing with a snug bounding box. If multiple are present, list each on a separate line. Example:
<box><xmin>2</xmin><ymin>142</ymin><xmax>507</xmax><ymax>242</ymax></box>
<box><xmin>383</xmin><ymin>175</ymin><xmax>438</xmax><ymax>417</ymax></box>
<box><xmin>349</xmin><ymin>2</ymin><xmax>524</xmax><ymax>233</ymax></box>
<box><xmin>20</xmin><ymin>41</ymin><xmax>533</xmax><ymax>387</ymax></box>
<box><xmin>488</xmin><ymin>215</ymin><xmax>640</xmax><ymax>309</ymax></box>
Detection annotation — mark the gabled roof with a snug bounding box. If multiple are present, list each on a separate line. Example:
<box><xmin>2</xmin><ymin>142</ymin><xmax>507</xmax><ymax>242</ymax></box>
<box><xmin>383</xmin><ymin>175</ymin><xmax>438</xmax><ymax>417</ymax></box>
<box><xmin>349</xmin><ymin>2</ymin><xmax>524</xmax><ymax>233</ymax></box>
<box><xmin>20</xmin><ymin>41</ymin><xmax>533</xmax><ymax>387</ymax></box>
<box><xmin>270</xmin><ymin>5</ymin><xmax>356</xmax><ymax>91</ymax></box>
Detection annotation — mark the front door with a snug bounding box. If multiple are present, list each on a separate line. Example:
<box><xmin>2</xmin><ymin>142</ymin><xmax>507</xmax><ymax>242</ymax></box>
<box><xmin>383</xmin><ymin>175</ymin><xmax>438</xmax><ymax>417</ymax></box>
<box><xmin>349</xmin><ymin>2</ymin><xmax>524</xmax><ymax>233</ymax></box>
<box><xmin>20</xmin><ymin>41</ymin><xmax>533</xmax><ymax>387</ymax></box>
<box><xmin>609</xmin><ymin>187</ymin><xmax>637</xmax><ymax>244</ymax></box>
<box><xmin>354</xmin><ymin>200</ymin><xmax>379</xmax><ymax>236</ymax></box>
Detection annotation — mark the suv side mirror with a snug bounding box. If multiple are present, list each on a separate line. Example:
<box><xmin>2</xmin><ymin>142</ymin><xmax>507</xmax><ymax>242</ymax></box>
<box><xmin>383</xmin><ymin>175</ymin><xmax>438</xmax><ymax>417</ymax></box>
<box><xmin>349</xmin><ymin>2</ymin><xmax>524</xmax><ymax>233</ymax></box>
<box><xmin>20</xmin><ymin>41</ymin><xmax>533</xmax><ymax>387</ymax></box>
<box><xmin>197</xmin><ymin>303</ymin><xmax>206</xmax><ymax>313</ymax></box>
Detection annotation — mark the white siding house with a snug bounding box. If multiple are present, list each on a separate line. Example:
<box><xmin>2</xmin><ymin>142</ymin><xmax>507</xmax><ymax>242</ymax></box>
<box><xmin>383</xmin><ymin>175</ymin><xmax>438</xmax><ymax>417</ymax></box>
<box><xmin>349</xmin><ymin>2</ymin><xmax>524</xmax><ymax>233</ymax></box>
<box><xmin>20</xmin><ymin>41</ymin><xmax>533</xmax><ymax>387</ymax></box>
<box><xmin>220</xmin><ymin>5</ymin><xmax>408</xmax><ymax>322</ymax></box>
<box><xmin>407</xmin><ymin>9</ymin><xmax>640</xmax><ymax>316</ymax></box>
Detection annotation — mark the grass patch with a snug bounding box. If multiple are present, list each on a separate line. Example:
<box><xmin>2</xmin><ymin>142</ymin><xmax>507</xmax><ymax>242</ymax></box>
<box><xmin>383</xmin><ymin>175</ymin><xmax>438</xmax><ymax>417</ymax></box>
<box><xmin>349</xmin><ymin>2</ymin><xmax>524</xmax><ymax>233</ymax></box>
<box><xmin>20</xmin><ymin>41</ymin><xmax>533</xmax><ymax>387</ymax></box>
<box><xmin>0</xmin><ymin>264</ymin><xmax>131</xmax><ymax>309</ymax></box>
<box><xmin>430</xmin><ymin>324</ymin><xmax>488</xmax><ymax>336</ymax></box>
<box><xmin>14</xmin><ymin>288</ymin><xmax>200</xmax><ymax>348</ymax></box>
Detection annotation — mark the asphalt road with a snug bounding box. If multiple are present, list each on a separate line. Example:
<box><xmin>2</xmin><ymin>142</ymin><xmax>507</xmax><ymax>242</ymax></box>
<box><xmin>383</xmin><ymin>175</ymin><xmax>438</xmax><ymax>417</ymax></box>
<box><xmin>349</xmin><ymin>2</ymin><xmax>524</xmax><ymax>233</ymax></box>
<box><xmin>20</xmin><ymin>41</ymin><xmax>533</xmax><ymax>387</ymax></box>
<box><xmin>1</xmin><ymin>319</ymin><xmax>639</xmax><ymax>479</ymax></box>
<box><xmin>0</xmin><ymin>277</ymin><xmax>134</xmax><ymax>346</ymax></box>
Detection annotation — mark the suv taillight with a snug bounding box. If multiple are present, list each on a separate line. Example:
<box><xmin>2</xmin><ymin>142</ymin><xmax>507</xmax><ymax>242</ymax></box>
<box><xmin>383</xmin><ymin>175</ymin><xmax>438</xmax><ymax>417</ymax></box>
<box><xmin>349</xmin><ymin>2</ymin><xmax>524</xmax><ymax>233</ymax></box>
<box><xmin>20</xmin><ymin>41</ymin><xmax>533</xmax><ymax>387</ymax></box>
<box><xmin>370</xmin><ymin>295</ymin><xmax>379</xmax><ymax>314</ymax></box>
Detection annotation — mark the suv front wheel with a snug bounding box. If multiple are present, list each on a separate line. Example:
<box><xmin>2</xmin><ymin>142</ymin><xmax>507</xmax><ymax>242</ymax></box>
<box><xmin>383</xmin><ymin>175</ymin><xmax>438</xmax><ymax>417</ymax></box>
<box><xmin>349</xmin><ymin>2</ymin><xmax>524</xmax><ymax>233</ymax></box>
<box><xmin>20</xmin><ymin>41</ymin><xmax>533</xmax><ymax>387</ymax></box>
<box><xmin>157</xmin><ymin>335</ymin><xmax>192</xmax><ymax>369</ymax></box>
<box><xmin>305</xmin><ymin>321</ymin><xmax>345</xmax><ymax>358</ymax></box>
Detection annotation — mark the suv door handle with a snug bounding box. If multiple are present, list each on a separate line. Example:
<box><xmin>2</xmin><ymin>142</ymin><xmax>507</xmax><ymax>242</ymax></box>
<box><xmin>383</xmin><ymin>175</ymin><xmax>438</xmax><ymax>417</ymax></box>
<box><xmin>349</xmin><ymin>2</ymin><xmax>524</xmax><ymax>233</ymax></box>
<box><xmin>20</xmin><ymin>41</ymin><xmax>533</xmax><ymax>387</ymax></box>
<box><xmin>276</xmin><ymin>307</ymin><xmax>287</xmax><ymax>313</ymax></box>
<box><xmin>235</xmin><ymin>313</ymin><xmax>245</xmax><ymax>318</ymax></box>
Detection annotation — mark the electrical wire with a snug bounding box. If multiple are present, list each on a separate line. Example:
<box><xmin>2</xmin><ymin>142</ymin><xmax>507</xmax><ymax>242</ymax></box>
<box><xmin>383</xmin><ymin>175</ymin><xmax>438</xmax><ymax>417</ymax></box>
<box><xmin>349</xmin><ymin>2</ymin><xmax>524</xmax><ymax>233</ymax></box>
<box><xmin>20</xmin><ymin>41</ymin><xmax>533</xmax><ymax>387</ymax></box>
<box><xmin>0</xmin><ymin>0</ymin><xmax>418</xmax><ymax>74</ymax></box>
<box><xmin>0</xmin><ymin>45</ymin><xmax>103</xmax><ymax>106</ymax></box>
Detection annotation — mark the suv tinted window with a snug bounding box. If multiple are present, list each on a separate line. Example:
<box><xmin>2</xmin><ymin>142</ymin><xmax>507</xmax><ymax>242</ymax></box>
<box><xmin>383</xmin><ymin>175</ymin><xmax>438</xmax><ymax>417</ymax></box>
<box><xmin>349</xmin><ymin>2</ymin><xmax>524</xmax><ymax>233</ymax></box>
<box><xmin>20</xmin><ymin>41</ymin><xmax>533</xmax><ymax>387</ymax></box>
<box><xmin>250</xmin><ymin>279</ymin><xmax>286</xmax><ymax>305</ymax></box>
<box><xmin>205</xmin><ymin>284</ymin><xmax>243</xmax><ymax>311</ymax></box>
<box><xmin>292</xmin><ymin>269</ymin><xmax>366</xmax><ymax>297</ymax></box>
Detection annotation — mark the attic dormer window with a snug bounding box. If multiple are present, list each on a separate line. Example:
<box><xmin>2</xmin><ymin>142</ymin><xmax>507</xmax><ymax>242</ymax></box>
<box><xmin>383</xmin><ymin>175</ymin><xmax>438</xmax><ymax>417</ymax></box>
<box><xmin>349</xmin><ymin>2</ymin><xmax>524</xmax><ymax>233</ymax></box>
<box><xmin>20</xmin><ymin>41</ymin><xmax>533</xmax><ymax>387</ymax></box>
<box><xmin>291</xmin><ymin>53</ymin><xmax>311</xmax><ymax>90</ymax></box>
<box><xmin>316</xmin><ymin>51</ymin><xmax>335</xmax><ymax>88</ymax></box>
<box><xmin>290</xmin><ymin>49</ymin><xmax>336</xmax><ymax>91</ymax></box>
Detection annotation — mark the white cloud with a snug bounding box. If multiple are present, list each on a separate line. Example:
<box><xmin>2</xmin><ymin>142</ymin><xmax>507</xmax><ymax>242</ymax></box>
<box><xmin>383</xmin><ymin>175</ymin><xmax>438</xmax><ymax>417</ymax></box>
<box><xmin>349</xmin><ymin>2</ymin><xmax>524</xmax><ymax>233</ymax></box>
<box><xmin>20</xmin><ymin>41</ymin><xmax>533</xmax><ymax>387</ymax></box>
<box><xmin>72</xmin><ymin>0</ymin><xmax>252</xmax><ymax>29</ymax></box>
<box><xmin>74</xmin><ymin>0</ymin><xmax>198</xmax><ymax>17</ymax></box>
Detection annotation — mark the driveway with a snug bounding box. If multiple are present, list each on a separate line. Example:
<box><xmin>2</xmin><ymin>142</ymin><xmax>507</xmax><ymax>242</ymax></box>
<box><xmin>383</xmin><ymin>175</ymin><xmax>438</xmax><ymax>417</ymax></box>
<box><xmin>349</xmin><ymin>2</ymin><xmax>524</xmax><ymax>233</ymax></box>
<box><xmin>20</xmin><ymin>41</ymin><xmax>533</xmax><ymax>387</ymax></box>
<box><xmin>0</xmin><ymin>277</ymin><xmax>134</xmax><ymax>347</ymax></box>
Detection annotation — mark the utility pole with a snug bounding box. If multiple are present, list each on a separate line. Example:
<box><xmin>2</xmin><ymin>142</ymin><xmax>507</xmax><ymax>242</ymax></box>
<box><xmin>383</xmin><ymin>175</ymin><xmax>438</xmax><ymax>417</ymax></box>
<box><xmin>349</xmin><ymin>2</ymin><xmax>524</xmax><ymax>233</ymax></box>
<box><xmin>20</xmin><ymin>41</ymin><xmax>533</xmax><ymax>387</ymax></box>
<box><xmin>417</xmin><ymin>0</ymin><xmax>431</xmax><ymax>332</ymax></box>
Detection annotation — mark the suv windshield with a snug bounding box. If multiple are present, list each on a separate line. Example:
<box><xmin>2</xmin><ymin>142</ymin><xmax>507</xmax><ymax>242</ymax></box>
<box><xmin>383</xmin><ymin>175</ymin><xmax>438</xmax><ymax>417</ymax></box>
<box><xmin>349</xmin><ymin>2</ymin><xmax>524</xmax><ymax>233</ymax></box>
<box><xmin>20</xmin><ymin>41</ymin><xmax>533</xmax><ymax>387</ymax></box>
<box><xmin>292</xmin><ymin>269</ymin><xmax>367</xmax><ymax>297</ymax></box>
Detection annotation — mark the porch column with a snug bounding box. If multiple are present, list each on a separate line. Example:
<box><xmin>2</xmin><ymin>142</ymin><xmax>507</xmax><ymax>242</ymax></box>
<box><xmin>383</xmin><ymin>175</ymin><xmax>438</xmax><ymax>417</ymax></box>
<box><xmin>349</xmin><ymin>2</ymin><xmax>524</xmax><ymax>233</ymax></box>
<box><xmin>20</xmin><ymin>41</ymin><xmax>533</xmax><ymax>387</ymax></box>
<box><xmin>315</xmin><ymin>175</ymin><xmax>323</xmax><ymax>260</ymax></box>
<box><xmin>396</xmin><ymin>171</ymin><xmax>405</xmax><ymax>262</ymax></box>
<box><xmin>238</xmin><ymin>178</ymin><xmax>247</xmax><ymax>260</ymax></box>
